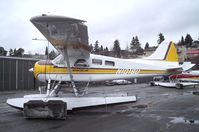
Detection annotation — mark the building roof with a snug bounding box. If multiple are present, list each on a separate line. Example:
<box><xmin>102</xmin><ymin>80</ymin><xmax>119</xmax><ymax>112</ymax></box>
<box><xmin>187</xmin><ymin>49</ymin><xmax>199</xmax><ymax>54</ymax></box>
<box><xmin>0</xmin><ymin>56</ymin><xmax>40</xmax><ymax>61</ymax></box>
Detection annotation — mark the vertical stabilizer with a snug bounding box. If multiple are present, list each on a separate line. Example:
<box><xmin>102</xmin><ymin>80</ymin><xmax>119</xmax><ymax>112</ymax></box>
<box><xmin>145</xmin><ymin>42</ymin><xmax>178</xmax><ymax>62</ymax></box>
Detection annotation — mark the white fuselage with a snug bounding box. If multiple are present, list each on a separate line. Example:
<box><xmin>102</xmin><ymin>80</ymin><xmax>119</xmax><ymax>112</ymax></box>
<box><xmin>36</xmin><ymin>54</ymin><xmax>180</xmax><ymax>82</ymax></box>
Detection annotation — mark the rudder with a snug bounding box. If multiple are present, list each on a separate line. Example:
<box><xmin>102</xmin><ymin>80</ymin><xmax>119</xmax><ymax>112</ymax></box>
<box><xmin>164</xmin><ymin>42</ymin><xmax>178</xmax><ymax>62</ymax></box>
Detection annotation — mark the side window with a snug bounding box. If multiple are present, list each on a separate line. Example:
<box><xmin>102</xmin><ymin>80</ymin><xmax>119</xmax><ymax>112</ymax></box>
<box><xmin>92</xmin><ymin>59</ymin><xmax>102</xmax><ymax>65</ymax></box>
<box><xmin>105</xmin><ymin>60</ymin><xmax>115</xmax><ymax>66</ymax></box>
<box><xmin>74</xmin><ymin>59</ymin><xmax>89</xmax><ymax>67</ymax></box>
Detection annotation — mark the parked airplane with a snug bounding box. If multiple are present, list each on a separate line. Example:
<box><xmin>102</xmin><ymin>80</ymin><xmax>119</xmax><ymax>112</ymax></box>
<box><xmin>150</xmin><ymin>71</ymin><xmax>199</xmax><ymax>89</ymax></box>
<box><xmin>186</xmin><ymin>70</ymin><xmax>199</xmax><ymax>75</ymax></box>
<box><xmin>30</xmin><ymin>15</ymin><xmax>182</xmax><ymax>94</ymax></box>
<box><xmin>105</xmin><ymin>79</ymin><xmax>132</xmax><ymax>86</ymax></box>
<box><xmin>7</xmin><ymin>15</ymin><xmax>183</xmax><ymax>112</ymax></box>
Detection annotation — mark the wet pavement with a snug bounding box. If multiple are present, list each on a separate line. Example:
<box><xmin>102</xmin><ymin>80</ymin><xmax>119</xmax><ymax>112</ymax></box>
<box><xmin>1</xmin><ymin>84</ymin><xmax>199</xmax><ymax>132</ymax></box>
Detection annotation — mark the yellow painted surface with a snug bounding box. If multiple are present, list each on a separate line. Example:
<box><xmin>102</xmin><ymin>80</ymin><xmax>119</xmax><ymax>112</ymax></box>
<box><xmin>165</xmin><ymin>42</ymin><xmax>179</xmax><ymax>62</ymax></box>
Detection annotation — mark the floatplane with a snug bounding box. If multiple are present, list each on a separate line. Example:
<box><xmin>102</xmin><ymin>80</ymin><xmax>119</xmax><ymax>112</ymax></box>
<box><xmin>7</xmin><ymin>14</ymin><xmax>184</xmax><ymax>113</ymax></box>
<box><xmin>150</xmin><ymin>62</ymin><xmax>198</xmax><ymax>89</ymax></box>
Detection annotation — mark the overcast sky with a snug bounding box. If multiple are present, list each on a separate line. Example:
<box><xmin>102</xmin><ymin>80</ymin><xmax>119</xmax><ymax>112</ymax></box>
<box><xmin>0</xmin><ymin>0</ymin><xmax>199</xmax><ymax>54</ymax></box>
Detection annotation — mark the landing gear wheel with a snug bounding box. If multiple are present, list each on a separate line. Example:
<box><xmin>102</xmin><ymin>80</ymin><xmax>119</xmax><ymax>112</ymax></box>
<box><xmin>176</xmin><ymin>83</ymin><xmax>183</xmax><ymax>89</ymax></box>
<box><xmin>149</xmin><ymin>81</ymin><xmax>155</xmax><ymax>86</ymax></box>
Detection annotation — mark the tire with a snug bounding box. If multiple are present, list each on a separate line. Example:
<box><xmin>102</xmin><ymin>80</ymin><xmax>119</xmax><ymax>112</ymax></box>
<box><xmin>176</xmin><ymin>83</ymin><xmax>183</xmax><ymax>89</ymax></box>
<box><xmin>150</xmin><ymin>81</ymin><xmax>155</xmax><ymax>86</ymax></box>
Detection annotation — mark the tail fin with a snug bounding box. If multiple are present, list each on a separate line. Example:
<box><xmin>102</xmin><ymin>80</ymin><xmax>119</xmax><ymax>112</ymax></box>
<box><xmin>145</xmin><ymin>41</ymin><xmax>178</xmax><ymax>62</ymax></box>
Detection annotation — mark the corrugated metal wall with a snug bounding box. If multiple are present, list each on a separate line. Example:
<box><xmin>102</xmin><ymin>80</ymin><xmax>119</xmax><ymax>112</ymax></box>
<box><xmin>0</xmin><ymin>57</ymin><xmax>42</xmax><ymax>90</ymax></box>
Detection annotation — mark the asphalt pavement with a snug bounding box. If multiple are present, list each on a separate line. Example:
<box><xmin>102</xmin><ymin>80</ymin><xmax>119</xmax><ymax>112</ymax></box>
<box><xmin>1</xmin><ymin>83</ymin><xmax>199</xmax><ymax>132</ymax></box>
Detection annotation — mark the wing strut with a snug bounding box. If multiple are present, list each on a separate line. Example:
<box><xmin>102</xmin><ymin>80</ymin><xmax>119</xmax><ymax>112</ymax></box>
<box><xmin>64</xmin><ymin>48</ymin><xmax>78</xmax><ymax>96</ymax></box>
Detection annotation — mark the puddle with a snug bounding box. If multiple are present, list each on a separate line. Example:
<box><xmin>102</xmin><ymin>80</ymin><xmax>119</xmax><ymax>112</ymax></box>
<box><xmin>132</xmin><ymin>104</ymin><xmax>148</xmax><ymax>109</ymax></box>
<box><xmin>169</xmin><ymin>117</ymin><xmax>199</xmax><ymax>124</ymax></box>
<box><xmin>161</xmin><ymin>93</ymin><xmax>169</xmax><ymax>96</ymax></box>
<box><xmin>192</xmin><ymin>90</ymin><xmax>199</xmax><ymax>95</ymax></box>
<box><xmin>148</xmin><ymin>114</ymin><xmax>161</xmax><ymax>121</ymax></box>
<box><xmin>182</xmin><ymin>92</ymin><xmax>192</xmax><ymax>96</ymax></box>
<box><xmin>176</xmin><ymin>91</ymin><xmax>193</xmax><ymax>96</ymax></box>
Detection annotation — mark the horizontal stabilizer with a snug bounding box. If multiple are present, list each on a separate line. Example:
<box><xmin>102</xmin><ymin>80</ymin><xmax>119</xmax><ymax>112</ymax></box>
<box><xmin>182</xmin><ymin>62</ymin><xmax>195</xmax><ymax>71</ymax></box>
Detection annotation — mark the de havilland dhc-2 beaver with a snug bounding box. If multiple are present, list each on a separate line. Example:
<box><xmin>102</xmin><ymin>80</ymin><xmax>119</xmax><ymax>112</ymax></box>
<box><xmin>6</xmin><ymin>14</ymin><xmax>188</xmax><ymax>115</ymax></box>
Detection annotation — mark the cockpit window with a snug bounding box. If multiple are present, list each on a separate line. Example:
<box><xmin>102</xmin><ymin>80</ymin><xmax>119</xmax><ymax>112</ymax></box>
<box><xmin>74</xmin><ymin>59</ymin><xmax>89</xmax><ymax>67</ymax></box>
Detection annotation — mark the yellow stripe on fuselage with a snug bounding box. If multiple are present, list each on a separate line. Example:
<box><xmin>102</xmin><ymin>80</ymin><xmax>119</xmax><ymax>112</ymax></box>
<box><xmin>34</xmin><ymin>62</ymin><xmax>169</xmax><ymax>79</ymax></box>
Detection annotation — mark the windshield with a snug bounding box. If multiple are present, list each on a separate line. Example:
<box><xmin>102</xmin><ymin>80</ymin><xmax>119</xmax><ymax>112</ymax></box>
<box><xmin>52</xmin><ymin>54</ymin><xmax>65</xmax><ymax>66</ymax></box>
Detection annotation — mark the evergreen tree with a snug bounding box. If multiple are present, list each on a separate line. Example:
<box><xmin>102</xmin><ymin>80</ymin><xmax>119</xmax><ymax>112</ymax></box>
<box><xmin>0</xmin><ymin>47</ymin><xmax>7</xmax><ymax>56</ymax></box>
<box><xmin>100</xmin><ymin>45</ymin><xmax>103</xmax><ymax>51</ymax></box>
<box><xmin>9</xmin><ymin>49</ymin><xmax>14</xmax><ymax>56</ymax></box>
<box><xmin>45</xmin><ymin>47</ymin><xmax>48</xmax><ymax>55</ymax></box>
<box><xmin>180</xmin><ymin>36</ymin><xmax>185</xmax><ymax>45</ymax></box>
<box><xmin>17</xmin><ymin>48</ymin><xmax>24</xmax><ymax>57</ymax></box>
<box><xmin>104</xmin><ymin>47</ymin><xmax>109</xmax><ymax>56</ymax></box>
<box><xmin>100</xmin><ymin>45</ymin><xmax>104</xmax><ymax>54</ymax></box>
<box><xmin>13</xmin><ymin>48</ymin><xmax>17</xmax><ymax>56</ymax></box>
<box><xmin>137</xmin><ymin>47</ymin><xmax>144</xmax><ymax>55</ymax></box>
<box><xmin>94</xmin><ymin>40</ymin><xmax>100</xmax><ymax>54</ymax></box>
<box><xmin>177</xmin><ymin>36</ymin><xmax>185</xmax><ymax>46</ymax></box>
<box><xmin>45</xmin><ymin>46</ymin><xmax>48</xmax><ymax>57</ymax></box>
<box><xmin>185</xmin><ymin>34</ymin><xmax>193</xmax><ymax>47</ymax></box>
<box><xmin>157</xmin><ymin>33</ymin><xmax>165</xmax><ymax>45</ymax></box>
<box><xmin>130</xmin><ymin>36</ymin><xmax>141</xmax><ymax>53</ymax></box>
<box><xmin>130</xmin><ymin>37</ymin><xmax>135</xmax><ymax>51</ymax></box>
<box><xmin>144</xmin><ymin>42</ymin><xmax>149</xmax><ymax>49</ymax></box>
<box><xmin>9</xmin><ymin>48</ymin><xmax>24</xmax><ymax>57</ymax></box>
<box><xmin>89</xmin><ymin>44</ymin><xmax>93</xmax><ymax>53</ymax></box>
<box><xmin>113</xmin><ymin>39</ymin><xmax>121</xmax><ymax>58</ymax></box>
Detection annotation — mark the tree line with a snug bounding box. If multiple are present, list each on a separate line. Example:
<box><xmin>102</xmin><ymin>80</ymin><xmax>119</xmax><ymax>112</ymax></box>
<box><xmin>0</xmin><ymin>46</ymin><xmax>57</xmax><ymax>59</ymax></box>
<box><xmin>89</xmin><ymin>33</ymin><xmax>199</xmax><ymax>58</ymax></box>
<box><xmin>176</xmin><ymin>34</ymin><xmax>199</xmax><ymax>48</ymax></box>
<box><xmin>89</xmin><ymin>34</ymin><xmax>162</xmax><ymax>58</ymax></box>
<box><xmin>89</xmin><ymin>36</ymin><xmax>145</xmax><ymax>58</ymax></box>
<box><xmin>0</xmin><ymin>48</ymin><xmax>25</xmax><ymax>57</ymax></box>
<box><xmin>0</xmin><ymin>33</ymin><xmax>198</xmax><ymax>58</ymax></box>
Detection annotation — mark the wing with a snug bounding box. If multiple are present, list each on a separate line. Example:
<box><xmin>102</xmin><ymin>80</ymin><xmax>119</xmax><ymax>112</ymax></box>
<box><xmin>30</xmin><ymin>14</ymin><xmax>90</xmax><ymax>58</ymax></box>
